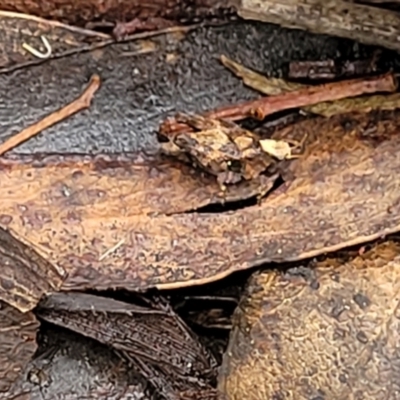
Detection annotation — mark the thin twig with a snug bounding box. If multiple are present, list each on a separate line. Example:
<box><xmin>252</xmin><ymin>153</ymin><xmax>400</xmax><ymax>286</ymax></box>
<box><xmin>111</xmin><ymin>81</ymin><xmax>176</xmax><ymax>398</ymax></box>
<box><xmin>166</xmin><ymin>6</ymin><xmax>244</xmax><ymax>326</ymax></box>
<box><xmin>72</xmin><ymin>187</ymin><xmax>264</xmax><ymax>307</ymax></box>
<box><xmin>0</xmin><ymin>74</ymin><xmax>101</xmax><ymax>156</ymax></box>
<box><xmin>248</xmin><ymin>72</ymin><xmax>397</xmax><ymax>120</ymax></box>
<box><xmin>99</xmin><ymin>239</ymin><xmax>125</xmax><ymax>261</ymax></box>
<box><xmin>220</xmin><ymin>54</ymin><xmax>400</xmax><ymax>118</ymax></box>
<box><xmin>160</xmin><ymin>72</ymin><xmax>397</xmax><ymax>134</ymax></box>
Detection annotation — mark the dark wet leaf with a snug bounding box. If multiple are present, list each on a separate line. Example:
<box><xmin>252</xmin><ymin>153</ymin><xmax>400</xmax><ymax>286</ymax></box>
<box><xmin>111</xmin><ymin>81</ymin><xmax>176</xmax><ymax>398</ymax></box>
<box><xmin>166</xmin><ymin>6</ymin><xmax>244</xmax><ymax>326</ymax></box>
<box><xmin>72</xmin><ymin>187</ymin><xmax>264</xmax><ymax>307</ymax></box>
<box><xmin>37</xmin><ymin>293</ymin><xmax>218</xmax><ymax>399</ymax></box>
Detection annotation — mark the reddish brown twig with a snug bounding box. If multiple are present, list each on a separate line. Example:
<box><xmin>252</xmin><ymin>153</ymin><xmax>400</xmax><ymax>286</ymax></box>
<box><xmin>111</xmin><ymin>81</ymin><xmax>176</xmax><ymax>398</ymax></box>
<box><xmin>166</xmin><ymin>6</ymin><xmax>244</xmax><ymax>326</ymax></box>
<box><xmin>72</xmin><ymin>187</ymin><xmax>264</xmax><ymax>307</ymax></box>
<box><xmin>0</xmin><ymin>74</ymin><xmax>101</xmax><ymax>156</ymax></box>
<box><xmin>160</xmin><ymin>72</ymin><xmax>397</xmax><ymax>135</ymax></box>
<box><xmin>249</xmin><ymin>72</ymin><xmax>396</xmax><ymax>120</ymax></box>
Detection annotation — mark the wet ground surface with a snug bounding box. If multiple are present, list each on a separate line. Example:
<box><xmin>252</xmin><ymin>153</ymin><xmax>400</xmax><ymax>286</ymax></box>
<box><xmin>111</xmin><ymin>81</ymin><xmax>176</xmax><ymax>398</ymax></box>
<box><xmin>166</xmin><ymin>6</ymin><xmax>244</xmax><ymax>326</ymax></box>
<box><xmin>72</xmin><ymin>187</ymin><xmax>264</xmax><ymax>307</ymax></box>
<box><xmin>1</xmin><ymin>19</ymin><xmax>399</xmax><ymax>399</ymax></box>
<box><xmin>0</xmin><ymin>20</ymin><xmax>385</xmax><ymax>155</ymax></box>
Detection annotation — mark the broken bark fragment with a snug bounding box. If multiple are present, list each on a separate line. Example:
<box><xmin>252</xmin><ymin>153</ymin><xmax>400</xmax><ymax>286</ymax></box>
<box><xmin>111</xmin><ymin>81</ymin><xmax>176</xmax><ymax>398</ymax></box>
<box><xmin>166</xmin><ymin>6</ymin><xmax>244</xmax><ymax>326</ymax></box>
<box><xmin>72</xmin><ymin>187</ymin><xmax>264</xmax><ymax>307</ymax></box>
<box><xmin>2</xmin><ymin>111</ymin><xmax>400</xmax><ymax>292</ymax></box>
<box><xmin>234</xmin><ymin>0</ymin><xmax>400</xmax><ymax>52</ymax></box>
<box><xmin>0</xmin><ymin>301</ymin><xmax>39</xmax><ymax>393</ymax></box>
<box><xmin>38</xmin><ymin>293</ymin><xmax>217</xmax><ymax>399</ymax></box>
<box><xmin>288</xmin><ymin>55</ymin><xmax>380</xmax><ymax>80</ymax></box>
<box><xmin>161</xmin><ymin>113</ymin><xmax>277</xmax><ymax>186</ymax></box>
<box><xmin>220</xmin><ymin>55</ymin><xmax>400</xmax><ymax>118</ymax></box>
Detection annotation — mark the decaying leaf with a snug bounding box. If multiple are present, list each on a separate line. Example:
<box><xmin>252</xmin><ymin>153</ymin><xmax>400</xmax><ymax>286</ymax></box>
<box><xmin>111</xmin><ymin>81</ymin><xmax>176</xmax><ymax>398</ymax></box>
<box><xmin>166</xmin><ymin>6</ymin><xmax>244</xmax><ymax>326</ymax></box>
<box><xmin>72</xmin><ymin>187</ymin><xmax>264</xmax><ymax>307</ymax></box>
<box><xmin>38</xmin><ymin>292</ymin><xmax>217</xmax><ymax>399</ymax></box>
<box><xmin>218</xmin><ymin>241</ymin><xmax>400</xmax><ymax>400</ymax></box>
<box><xmin>0</xmin><ymin>301</ymin><xmax>39</xmax><ymax>393</ymax></box>
<box><xmin>1</xmin><ymin>111</ymin><xmax>400</xmax><ymax>293</ymax></box>
<box><xmin>259</xmin><ymin>139</ymin><xmax>292</xmax><ymax>160</ymax></box>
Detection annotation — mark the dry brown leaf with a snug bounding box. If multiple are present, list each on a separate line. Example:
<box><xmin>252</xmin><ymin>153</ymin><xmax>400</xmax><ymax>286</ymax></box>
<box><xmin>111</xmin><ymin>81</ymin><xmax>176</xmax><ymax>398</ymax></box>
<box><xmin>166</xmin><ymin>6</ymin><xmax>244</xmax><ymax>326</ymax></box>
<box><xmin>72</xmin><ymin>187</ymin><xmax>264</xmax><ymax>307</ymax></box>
<box><xmin>1</xmin><ymin>111</ymin><xmax>400</xmax><ymax>292</ymax></box>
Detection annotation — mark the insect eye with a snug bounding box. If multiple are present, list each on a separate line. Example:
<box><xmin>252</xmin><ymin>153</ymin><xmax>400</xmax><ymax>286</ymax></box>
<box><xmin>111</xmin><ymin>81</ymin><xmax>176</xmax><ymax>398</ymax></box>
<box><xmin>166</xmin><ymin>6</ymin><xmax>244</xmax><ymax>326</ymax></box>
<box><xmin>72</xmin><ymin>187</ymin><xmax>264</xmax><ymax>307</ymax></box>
<box><xmin>228</xmin><ymin>160</ymin><xmax>242</xmax><ymax>173</ymax></box>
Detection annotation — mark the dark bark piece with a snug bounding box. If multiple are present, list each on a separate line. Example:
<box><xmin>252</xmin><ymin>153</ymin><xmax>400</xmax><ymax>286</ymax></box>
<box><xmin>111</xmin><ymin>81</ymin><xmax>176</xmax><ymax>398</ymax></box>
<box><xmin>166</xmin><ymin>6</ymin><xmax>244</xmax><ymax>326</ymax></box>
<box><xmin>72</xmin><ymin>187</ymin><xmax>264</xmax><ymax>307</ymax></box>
<box><xmin>37</xmin><ymin>293</ymin><xmax>217</xmax><ymax>399</ymax></box>
<box><xmin>234</xmin><ymin>0</ymin><xmax>400</xmax><ymax>51</ymax></box>
<box><xmin>288</xmin><ymin>56</ymin><xmax>380</xmax><ymax>80</ymax></box>
<box><xmin>0</xmin><ymin>301</ymin><xmax>39</xmax><ymax>393</ymax></box>
<box><xmin>2</xmin><ymin>111</ymin><xmax>400</xmax><ymax>292</ymax></box>
<box><xmin>218</xmin><ymin>241</ymin><xmax>400</xmax><ymax>399</ymax></box>
<box><xmin>0</xmin><ymin>326</ymin><xmax>151</xmax><ymax>399</ymax></box>
<box><xmin>0</xmin><ymin>227</ymin><xmax>65</xmax><ymax>312</ymax></box>
<box><xmin>0</xmin><ymin>0</ymin><xmax>233</xmax><ymax>26</ymax></box>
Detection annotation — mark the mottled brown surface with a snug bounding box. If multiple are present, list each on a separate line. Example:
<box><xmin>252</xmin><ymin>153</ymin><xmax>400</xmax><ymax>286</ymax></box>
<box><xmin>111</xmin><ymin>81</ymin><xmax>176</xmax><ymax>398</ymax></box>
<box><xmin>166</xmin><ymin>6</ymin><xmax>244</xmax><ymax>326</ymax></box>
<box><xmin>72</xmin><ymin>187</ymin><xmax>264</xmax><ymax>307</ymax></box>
<box><xmin>218</xmin><ymin>241</ymin><xmax>400</xmax><ymax>400</ymax></box>
<box><xmin>0</xmin><ymin>153</ymin><xmax>275</xmax><ymax>216</ymax></box>
<box><xmin>1</xmin><ymin>111</ymin><xmax>400</xmax><ymax>292</ymax></box>
<box><xmin>0</xmin><ymin>0</ymin><xmax>233</xmax><ymax>26</ymax></box>
<box><xmin>0</xmin><ymin>301</ymin><xmax>39</xmax><ymax>393</ymax></box>
<box><xmin>0</xmin><ymin>227</ymin><xmax>65</xmax><ymax>312</ymax></box>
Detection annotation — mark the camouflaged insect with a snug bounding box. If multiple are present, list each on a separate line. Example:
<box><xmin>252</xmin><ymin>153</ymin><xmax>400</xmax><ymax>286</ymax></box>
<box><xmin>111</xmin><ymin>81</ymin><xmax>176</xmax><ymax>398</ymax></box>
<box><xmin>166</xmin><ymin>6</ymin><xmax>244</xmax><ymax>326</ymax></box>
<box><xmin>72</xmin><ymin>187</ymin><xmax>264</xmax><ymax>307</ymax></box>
<box><xmin>160</xmin><ymin>113</ymin><xmax>277</xmax><ymax>188</ymax></box>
